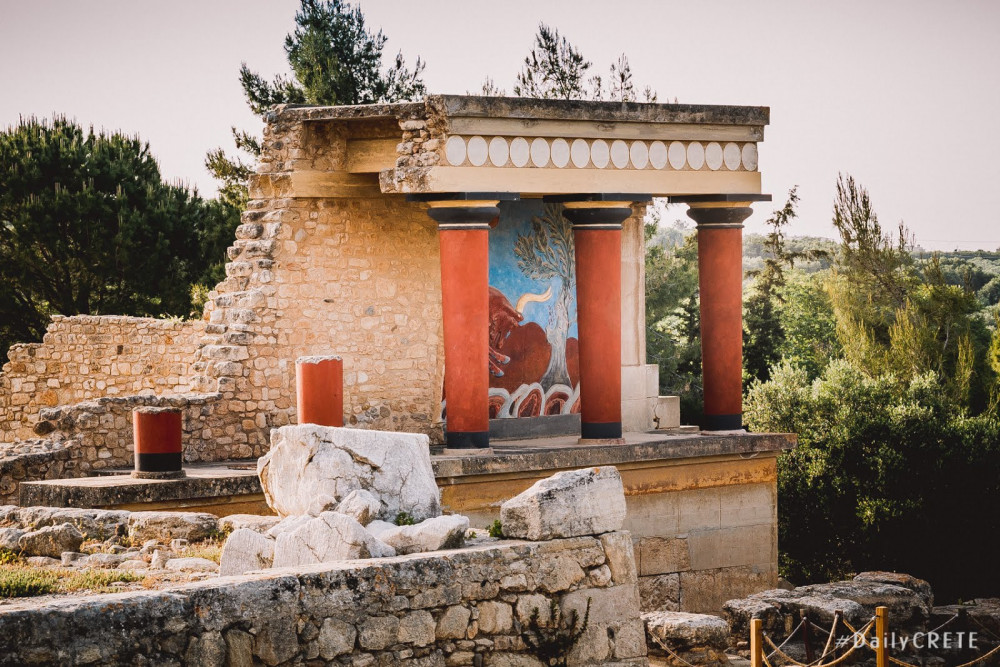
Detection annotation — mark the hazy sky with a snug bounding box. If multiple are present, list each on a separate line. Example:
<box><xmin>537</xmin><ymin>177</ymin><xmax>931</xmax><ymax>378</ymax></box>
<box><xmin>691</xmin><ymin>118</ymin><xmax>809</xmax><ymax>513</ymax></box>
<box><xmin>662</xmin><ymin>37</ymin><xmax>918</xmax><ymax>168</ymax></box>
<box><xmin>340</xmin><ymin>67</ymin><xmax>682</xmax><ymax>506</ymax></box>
<box><xmin>2</xmin><ymin>0</ymin><xmax>999</xmax><ymax>250</ymax></box>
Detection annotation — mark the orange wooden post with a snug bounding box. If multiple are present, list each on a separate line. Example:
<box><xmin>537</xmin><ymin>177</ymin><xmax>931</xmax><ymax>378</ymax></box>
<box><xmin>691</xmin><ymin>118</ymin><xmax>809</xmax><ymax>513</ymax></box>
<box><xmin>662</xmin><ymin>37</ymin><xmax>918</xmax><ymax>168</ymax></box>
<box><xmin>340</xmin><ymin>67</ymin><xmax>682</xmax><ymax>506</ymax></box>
<box><xmin>751</xmin><ymin>618</ymin><xmax>763</xmax><ymax>667</ymax></box>
<box><xmin>876</xmin><ymin>606</ymin><xmax>888</xmax><ymax>667</ymax></box>
<box><xmin>296</xmin><ymin>355</ymin><xmax>344</xmax><ymax>427</ymax></box>
<box><xmin>132</xmin><ymin>406</ymin><xmax>185</xmax><ymax>479</ymax></box>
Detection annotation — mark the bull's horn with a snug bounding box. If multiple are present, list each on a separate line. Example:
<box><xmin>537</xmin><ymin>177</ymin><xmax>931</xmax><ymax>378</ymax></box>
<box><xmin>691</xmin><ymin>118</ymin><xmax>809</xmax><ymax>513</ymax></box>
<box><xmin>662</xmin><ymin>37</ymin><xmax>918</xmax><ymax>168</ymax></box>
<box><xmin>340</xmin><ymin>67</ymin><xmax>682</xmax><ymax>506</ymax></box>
<box><xmin>515</xmin><ymin>286</ymin><xmax>554</xmax><ymax>314</ymax></box>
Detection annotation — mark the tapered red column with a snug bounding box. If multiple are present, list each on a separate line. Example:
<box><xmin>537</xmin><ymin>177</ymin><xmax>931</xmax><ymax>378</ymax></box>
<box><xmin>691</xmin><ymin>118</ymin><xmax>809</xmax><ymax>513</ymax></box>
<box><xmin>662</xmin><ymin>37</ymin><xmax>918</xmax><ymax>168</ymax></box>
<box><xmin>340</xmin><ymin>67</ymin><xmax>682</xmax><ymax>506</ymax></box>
<box><xmin>686</xmin><ymin>203</ymin><xmax>755</xmax><ymax>431</ymax></box>
<box><xmin>425</xmin><ymin>198</ymin><xmax>506</xmax><ymax>451</ymax></box>
<box><xmin>296</xmin><ymin>355</ymin><xmax>344</xmax><ymax>426</ymax></box>
<box><xmin>560</xmin><ymin>199</ymin><xmax>647</xmax><ymax>442</ymax></box>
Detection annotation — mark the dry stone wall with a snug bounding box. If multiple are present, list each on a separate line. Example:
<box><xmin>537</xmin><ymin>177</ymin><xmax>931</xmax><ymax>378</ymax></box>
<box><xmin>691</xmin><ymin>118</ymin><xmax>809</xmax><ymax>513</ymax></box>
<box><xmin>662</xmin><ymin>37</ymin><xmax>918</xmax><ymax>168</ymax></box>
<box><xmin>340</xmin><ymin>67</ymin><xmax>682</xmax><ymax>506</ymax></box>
<box><xmin>0</xmin><ymin>533</ymin><xmax>648</xmax><ymax>667</ymax></box>
<box><xmin>0</xmin><ymin>315</ymin><xmax>205</xmax><ymax>443</ymax></box>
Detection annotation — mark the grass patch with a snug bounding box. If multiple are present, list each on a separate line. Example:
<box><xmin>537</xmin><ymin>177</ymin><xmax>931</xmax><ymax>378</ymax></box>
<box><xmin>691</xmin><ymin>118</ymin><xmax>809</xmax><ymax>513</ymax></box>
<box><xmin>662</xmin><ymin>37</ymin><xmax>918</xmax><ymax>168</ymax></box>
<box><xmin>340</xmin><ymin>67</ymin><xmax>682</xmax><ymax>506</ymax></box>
<box><xmin>0</xmin><ymin>548</ymin><xmax>22</xmax><ymax>566</ymax></box>
<box><xmin>185</xmin><ymin>540</ymin><xmax>223</xmax><ymax>564</ymax></box>
<box><xmin>0</xmin><ymin>565</ymin><xmax>143</xmax><ymax>598</ymax></box>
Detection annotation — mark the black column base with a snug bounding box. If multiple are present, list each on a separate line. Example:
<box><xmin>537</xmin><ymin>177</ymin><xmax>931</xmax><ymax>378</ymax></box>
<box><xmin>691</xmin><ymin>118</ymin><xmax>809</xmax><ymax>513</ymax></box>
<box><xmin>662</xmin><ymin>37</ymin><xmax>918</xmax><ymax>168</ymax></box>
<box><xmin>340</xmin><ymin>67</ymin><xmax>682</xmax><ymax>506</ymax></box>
<box><xmin>135</xmin><ymin>452</ymin><xmax>183</xmax><ymax>473</ymax></box>
<box><xmin>702</xmin><ymin>414</ymin><xmax>743</xmax><ymax>431</ymax></box>
<box><xmin>580</xmin><ymin>421</ymin><xmax>622</xmax><ymax>440</ymax></box>
<box><xmin>445</xmin><ymin>430</ymin><xmax>490</xmax><ymax>449</ymax></box>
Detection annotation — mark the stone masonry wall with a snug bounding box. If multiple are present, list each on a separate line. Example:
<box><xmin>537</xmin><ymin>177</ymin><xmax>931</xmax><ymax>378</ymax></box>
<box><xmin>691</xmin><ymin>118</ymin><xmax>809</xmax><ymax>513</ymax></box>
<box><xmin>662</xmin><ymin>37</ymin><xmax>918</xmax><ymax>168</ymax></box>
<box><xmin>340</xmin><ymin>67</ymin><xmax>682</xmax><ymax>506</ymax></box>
<box><xmin>0</xmin><ymin>533</ymin><xmax>648</xmax><ymax>667</ymax></box>
<box><xmin>0</xmin><ymin>315</ymin><xmax>205</xmax><ymax>443</ymax></box>
<box><xmin>190</xmin><ymin>113</ymin><xmax>446</xmax><ymax>450</ymax></box>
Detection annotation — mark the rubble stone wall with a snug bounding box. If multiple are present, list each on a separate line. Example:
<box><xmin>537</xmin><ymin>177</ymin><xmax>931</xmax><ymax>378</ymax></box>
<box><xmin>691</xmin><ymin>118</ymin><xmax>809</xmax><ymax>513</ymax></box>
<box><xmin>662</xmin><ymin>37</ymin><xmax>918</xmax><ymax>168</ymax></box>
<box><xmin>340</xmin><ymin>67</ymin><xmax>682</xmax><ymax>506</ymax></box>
<box><xmin>0</xmin><ymin>440</ymin><xmax>84</xmax><ymax>505</ymax></box>
<box><xmin>0</xmin><ymin>533</ymin><xmax>649</xmax><ymax>667</ymax></box>
<box><xmin>0</xmin><ymin>315</ymin><xmax>206</xmax><ymax>443</ymax></box>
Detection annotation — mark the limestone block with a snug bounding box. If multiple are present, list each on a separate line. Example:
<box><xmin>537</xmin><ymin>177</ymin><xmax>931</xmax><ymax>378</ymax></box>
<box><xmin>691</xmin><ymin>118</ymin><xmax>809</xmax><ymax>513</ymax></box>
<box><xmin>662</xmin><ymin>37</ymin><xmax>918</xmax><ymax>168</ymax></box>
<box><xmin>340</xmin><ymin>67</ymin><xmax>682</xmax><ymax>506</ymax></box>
<box><xmin>397</xmin><ymin>610</ymin><xmax>435</xmax><ymax>646</ymax></box>
<box><xmin>271</xmin><ymin>512</ymin><xmax>395</xmax><ymax>568</ymax></box>
<box><xmin>359</xmin><ymin>615</ymin><xmax>399</xmax><ymax>650</ymax></box>
<box><xmin>639</xmin><ymin>537</ymin><xmax>690</xmax><ymax>576</ymax></box>
<box><xmin>79</xmin><ymin>553</ymin><xmax>127</xmax><ymax>569</ymax></box>
<box><xmin>643</xmin><ymin>611</ymin><xmax>729</xmax><ymax>667</ymax></box>
<box><xmin>600</xmin><ymin>532</ymin><xmax>638</xmax><ymax>585</ymax></box>
<box><xmin>18</xmin><ymin>522</ymin><xmax>84</xmax><ymax>558</ymax></box>
<box><xmin>8</xmin><ymin>507</ymin><xmax>129</xmax><ymax>541</ymax></box>
<box><xmin>376</xmin><ymin>514</ymin><xmax>469</xmax><ymax>555</ymax></box>
<box><xmin>165</xmin><ymin>557</ymin><xmax>219</xmax><ymax>573</ymax></box>
<box><xmin>0</xmin><ymin>527</ymin><xmax>24</xmax><ymax>550</ymax></box>
<box><xmin>318</xmin><ymin>618</ymin><xmax>356</xmax><ymax>659</ymax></box>
<box><xmin>853</xmin><ymin>571</ymin><xmax>933</xmax><ymax>609</ymax></box>
<box><xmin>220</xmin><ymin>528</ymin><xmax>275</xmax><ymax>576</ymax></box>
<box><xmin>476</xmin><ymin>601</ymin><xmax>514</xmax><ymax>634</ymax></box>
<box><xmin>258</xmin><ymin>424</ymin><xmax>440</xmax><ymax>521</ymax></box>
<box><xmin>654</xmin><ymin>396</ymin><xmax>680</xmax><ymax>429</ymax></box>
<box><xmin>218</xmin><ymin>514</ymin><xmax>281</xmax><ymax>534</ymax></box>
<box><xmin>128</xmin><ymin>511</ymin><xmax>219</xmax><ymax>543</ymax></box>
<box><xmin>335</xmin><ymin>489</ymin><xmax>382</xmax><ymax>526</ymax></box>
<box><xmin>436</xmin><ymin>605</ymin><xmax>472</xmax><ymax>639</ymax></box>
<box><xmin>25</xmin><ymin>556</ymin><xmax>60</xmax><ymax>568</ymax></box>
<box><xmin>639</xmin><ymin>574</ymin><xmax>681</xmax><ymax>612</ymax></box>
<box><xmin>500</xmin><ymin>467</ymin><xmax>626</xmax><ymax>540</ymax></box>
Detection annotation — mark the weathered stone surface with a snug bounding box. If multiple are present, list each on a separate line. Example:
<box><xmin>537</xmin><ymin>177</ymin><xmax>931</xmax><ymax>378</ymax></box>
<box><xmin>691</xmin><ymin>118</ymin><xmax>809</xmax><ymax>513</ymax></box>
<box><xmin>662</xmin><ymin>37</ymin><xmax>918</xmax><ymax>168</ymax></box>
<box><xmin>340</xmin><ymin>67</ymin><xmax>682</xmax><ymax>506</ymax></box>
<box><xmin>18</xmin><ymin>522</ymin><xmax>84</xmax><ymax>557</ymax></box>
<box><xmin>398</xmin><ymin>610</ymin><xmax>435</xmax><ymax>646</ymax></box>
<box><xmin>377</xmin><ymin>514</ymin><xmax>469</xmax><ymax>555</ymax></box>
<box><xmin>436</xmin><ymin>605</ymin><xmax>472</xmax><ymax>639</ymax></box>
<box><xmin>798</xmin><ymin>579</ymin><xmax>929</xmax><ymax>628</ymax></box>
<box><xmin>318</xmin><ymin>618</ymin><xmax>357</xmax><ymax>659</ymax></box>
<box><xmin>128</xmin><ymin>511</ymin><xmax>219</xmax><ymax>542</ymax></box>
<box><xmin>119</xmin><ymin>559</ymin><xmax>148</xmax><ymax>571</ymax></box>
<box><xmin>643</xmin><ymin>611</ymin><xmax>729</xmax><ymax>650</ymax></box>
<box><xmin>639</xmin><ymin>574</ymin><xmax>681</xmax><ymax>612</ymax></box>
<box><xmin>601</xmin><ymin>532</ymin><xmax>638</xmax><ymax>585</ymax></box>
<box><xmin>854</xmin><ymin>571</ymin><xmax>933</xmax><ymax>609</ymax></box>
<box><xmin>1</xmin><ymin>507</ymin><xmax>129</xmax><ymax>541</ymax></box>
<box><xmin>500</xmin><ymin>466</ymin><xmax>626</xmax><ymax>540</ymax></box>
<box><xmin>218</xmin><ymin>514</ymin><xmax>280</xmax><ymax>534</ymax></box>
<box><xmin>271</xmin><ymin>512</ymin><xmax>395</xmax><ymax>568</ymax></box>
<box><xmin>306</xmin><ymin>493</ymin><xmax>339</xmax><ymax>516</ymax></box>
<box><xmin>0</xmin><ymin>527</ymin><xmax>24</xmax><ymax>550</ymax></box>
<box><xmin>359</xmin><ymin>615</ymin><xmax>399</xmax><ymax>650</ymax></box>
<box><xmin>639</xmin><ymin>537</ymin><xmax>691</xmax><ymax>576</ymax></box>
<box><xmin>258</xmin><ymin>424</ymin><xmax>440</xmax><ymax>520</ymax></box>
<box><xmin>219</xmin><ymin>528</ymin><xmax>275</xmax><ymax>576</ymax></box>
<box><xmin>79</xmin><ymin>552</ymin><xmax>127</xmax><ymax>569</ymax></box>
<box><xmin>26</xmin><ymin>556</ymin><xmax>60</xmax><ymax>568</ymax></box>
<box><xmin>336</xmin><ymin>489</ymin><xmax>382</xmax><ymax>526</ymax></box>
<box><xmin>165</xmin><ymin>557</ymin><xmax>219</xmax><ymax>573</ymax></box>
<box><xmin>477</xmin><ymin>601</ymin><xmax>513</xmax><ymax>634</ymax></box>
<box><xmin>265</xmin><ymin>514</ymin><xmax>312</xmax><ymax>538</ymax></box>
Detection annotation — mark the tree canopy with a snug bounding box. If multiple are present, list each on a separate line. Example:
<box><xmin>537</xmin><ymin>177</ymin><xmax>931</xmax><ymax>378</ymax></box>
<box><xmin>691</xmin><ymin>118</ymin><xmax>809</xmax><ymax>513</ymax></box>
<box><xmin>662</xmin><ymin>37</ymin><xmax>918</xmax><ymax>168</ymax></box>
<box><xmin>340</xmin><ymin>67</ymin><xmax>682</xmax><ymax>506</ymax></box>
<box><xmin>207</xmin><ymin>0</ymin><xmax>426</xmax><ymax>206</ymax></box>
<box><xmin>0</xmin><ymin>116</ymin><xmax>236</xmax><ymax>353</ymax></box>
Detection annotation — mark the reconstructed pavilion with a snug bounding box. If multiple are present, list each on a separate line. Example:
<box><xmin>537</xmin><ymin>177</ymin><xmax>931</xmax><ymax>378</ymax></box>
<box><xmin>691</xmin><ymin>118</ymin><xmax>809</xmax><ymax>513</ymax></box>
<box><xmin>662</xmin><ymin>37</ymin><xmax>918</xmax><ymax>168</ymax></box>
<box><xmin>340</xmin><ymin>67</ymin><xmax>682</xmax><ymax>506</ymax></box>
<box><xmin>260</xmin><ymin>96</ymin><xmax>770</xmax><ymax>450</ymax></box>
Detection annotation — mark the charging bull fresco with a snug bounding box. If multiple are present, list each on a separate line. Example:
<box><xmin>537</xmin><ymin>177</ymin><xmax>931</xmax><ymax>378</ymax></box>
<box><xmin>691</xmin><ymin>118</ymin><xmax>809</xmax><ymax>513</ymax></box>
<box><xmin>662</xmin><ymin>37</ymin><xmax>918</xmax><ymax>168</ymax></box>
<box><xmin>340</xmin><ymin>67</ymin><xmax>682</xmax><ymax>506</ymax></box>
<box><xmin>486</xmin><ymin>200</ymin><xmax>581</xmax><ymax>419</ymax></box>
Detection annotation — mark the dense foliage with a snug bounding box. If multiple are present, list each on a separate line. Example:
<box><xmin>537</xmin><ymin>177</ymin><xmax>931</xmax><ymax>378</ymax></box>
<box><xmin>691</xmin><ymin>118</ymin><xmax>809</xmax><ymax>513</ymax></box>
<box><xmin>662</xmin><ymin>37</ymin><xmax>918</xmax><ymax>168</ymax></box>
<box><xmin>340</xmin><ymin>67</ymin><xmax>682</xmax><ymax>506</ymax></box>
<box><xmin>645</xmin><ymin>175</ymin><xmax>1000</xmax><ymax>599</ymax></box>
<box><xmin>0</xmin><ymin>117</ymin><xmax>237</xmax><ymax>354</ymax></box>
<box><xmin>207</xmin><ymin>0</ymin><xmax>426</xmax><ymax>207</ymax></box>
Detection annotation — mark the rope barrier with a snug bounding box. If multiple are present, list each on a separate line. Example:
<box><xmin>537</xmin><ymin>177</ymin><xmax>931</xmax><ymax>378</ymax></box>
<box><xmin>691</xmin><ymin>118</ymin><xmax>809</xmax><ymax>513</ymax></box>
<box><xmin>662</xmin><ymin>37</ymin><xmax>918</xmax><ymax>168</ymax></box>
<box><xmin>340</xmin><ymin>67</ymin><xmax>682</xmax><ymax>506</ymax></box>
<box><xmin>648</xmin><ymin>634</ymin><xmax>701</xmax><ymax>667</ymax></box>
<box><xmin>762</xmin><ymin>618</ymin><xmax>875</xmax><ymax>667</ymax></box>
<box><xmin>765</xmin><ymin>618</ymin><xmax>807</xmax><ymax>661</ymax></box>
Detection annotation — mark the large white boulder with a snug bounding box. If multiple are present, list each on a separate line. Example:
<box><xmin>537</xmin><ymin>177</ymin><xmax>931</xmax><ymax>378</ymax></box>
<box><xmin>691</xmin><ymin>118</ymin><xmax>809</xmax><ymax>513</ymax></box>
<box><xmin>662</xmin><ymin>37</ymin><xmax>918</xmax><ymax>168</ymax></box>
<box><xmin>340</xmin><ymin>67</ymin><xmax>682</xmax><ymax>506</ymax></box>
<box><xmin>271</xmin><ymin>512</ymin><xmax>395</xmax><ymax>568</ymax></box>
<box><xmin>500</xmin><ymin>467</ymin><xmax>627</xmax><ymax>540</ymax></box>
<box><xmin>219</xmin><ymin>528</ymin><xmax>275</xmax><ymax>576</ymax></box>
<box><xmin>258</xmin><ymin>425</ymin><xmax>440</xmax><ymax>521</ymax></box>
<box><xmin>375</xmin><ymin>515</ymin><xmax>469</xmax><ymax>555</ymax></box>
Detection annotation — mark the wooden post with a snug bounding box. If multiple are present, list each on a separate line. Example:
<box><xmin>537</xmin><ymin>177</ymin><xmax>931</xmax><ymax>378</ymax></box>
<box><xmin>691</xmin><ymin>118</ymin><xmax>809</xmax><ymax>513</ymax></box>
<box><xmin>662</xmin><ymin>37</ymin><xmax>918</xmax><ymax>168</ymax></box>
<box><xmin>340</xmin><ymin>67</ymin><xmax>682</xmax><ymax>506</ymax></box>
<box><xmin>802</xmin><ymin>611</ymin><xmax>813</xmax><ymax>663</ymax></box>
<box><xmin>751</xmin><ymin>618</ymin><xmax>763</xmax><ymax>667</ymax></box>
<box><xmin>876</xmin><ymin>606</ymin><xmax>888</xmax><ymax>667</ymax></box>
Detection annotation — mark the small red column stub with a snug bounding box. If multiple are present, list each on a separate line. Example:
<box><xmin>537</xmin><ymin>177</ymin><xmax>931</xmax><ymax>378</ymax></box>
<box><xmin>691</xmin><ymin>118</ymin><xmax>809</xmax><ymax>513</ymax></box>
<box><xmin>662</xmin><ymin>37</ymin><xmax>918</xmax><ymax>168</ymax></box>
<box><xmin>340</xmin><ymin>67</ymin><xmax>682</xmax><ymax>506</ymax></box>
<box><xmin>296</xmin><ymin>355</ymin><xmax>344</xmax><ymax>427</ymax></box>
<box><xmin>132</xmin><ymin>406</ymin><xmax>185</xmax><ymax>479</ymax></box>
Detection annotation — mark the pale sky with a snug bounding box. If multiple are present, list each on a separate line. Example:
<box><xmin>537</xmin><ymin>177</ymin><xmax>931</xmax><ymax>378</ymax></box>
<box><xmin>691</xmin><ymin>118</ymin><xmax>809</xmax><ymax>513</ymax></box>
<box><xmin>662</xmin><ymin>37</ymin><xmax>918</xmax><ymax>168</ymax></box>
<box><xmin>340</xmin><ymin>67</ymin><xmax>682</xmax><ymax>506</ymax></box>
<box><xmin>2</xmin><ymin>0</ymin><xmax>998</xmax><ymax>250</ymax></box>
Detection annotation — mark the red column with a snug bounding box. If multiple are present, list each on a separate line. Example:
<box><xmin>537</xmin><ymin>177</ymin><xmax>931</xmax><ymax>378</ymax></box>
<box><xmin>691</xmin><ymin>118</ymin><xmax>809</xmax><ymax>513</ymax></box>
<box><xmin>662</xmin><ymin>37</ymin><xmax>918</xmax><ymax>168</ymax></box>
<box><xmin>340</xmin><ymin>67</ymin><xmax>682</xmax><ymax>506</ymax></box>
<box><xmin>427</xmin><ymin>200</ymin><xmax>502</xmax><ymax>450</ymax></box>
<box><xmin>132</xmin><ymin>406</ymin><xmax>185</xmax><ymax>479</ymax></box>
<box><xmin>296</xmin><ymin>355</ymin><xmax>344</xmax><ymax>426</ymax></box>
<box><xmin>563</xmin><ymin>202</ymin><xmax>637</xmax><ymax>442</ymax></box>
<box><xmin>687</xmin><ymin>204</ymin><xmax>754</xmax><ymax>431</ymax></box>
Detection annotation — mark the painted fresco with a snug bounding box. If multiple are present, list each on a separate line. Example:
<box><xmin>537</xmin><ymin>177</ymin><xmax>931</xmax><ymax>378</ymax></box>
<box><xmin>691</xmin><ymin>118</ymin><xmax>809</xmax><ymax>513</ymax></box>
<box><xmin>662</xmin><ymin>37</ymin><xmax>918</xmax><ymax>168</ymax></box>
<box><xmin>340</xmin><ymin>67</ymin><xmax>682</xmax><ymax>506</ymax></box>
<box><xmin>487</xmin><ymin>200</ymin><xmax>580</xmax><ymax>419</ymax></box>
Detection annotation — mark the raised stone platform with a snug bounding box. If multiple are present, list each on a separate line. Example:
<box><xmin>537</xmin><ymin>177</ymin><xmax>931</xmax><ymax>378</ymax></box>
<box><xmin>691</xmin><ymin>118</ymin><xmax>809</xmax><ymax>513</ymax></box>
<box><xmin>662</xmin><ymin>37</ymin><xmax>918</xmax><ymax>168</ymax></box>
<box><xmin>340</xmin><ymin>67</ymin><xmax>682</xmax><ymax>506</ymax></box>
<box><xmin>19</xmin><ymin>431</ymin><xmax>794</xmax><ymax>614</ymax></box>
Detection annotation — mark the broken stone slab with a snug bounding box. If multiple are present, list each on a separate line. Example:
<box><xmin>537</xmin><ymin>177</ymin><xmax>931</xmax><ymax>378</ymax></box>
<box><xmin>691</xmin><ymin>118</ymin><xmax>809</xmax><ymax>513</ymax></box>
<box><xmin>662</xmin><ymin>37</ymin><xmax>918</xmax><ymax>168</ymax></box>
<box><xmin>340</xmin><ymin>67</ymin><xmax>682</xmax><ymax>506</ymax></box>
<box><xmin>0</xmin><ymin>527</ymin><xmax>24</xmax><ymax>551</ymax></box>
<box><xmin>217</xmin><ymin>514</ymin><xmax>281</xmax><ymax>534</ymax></box>
<box><xmin>18</xmin><ymin>522</ymin><xmax>84</xmax><ymax>558</ymax></box>
<box><xmin>1</xmin><ymin>507</ymin><xmax>129</xmax><ymax>541</ymax></box>
<box><xmin>60</xmin><ymin>551</ymin><xmax>85</xmax><ymax>566</ymax></box>
<box><xmin>271</xmin><ymin>511</ymin><xmax>395</xmax><ymax>568</ymax></box>
<box><xmin>127</xmin><ymin>511</ymin><xmax>219</xmax><ymax>543</ymax></box>
<box><xmin>78</xmin><ymin>553</ymin><xmax>128</xmax><ymax>569</ymax></box>
<box><xmin>165</xmin><ymin>557</ymin><xmax>219</xmax><ymax>573</ymax></box>
<box><xmin>376</xmin><ymin>514</ymin><xmax>469</xmax><ymax>555</ymax></box>
<box><xmin>797</xmin><ymin>579</ymin><xmax>929</xmax><ymax>629</ymax></box>
<box><xmin>335</xmin><ymin>489</ymin><xmax>382</xmax><ymax>526</ymax></box>
<box><xmin>118</xmin><ymin>560</ymin><xmax>148</xmax><ymax>572</ymax></box>
<box><xmin>500</xmin><ymin>466</ymin><xmax>627</xmax><ymax>540</ymax></box>
<box><xmin>723</xmin><ymin>588</ymin><xmax>866</xmax><ymax>640</ymax></box>
<box><xmin>265</xmin><ymin>514</ymin><xmax>314</xmax><ymax>539</ymax></box>
<box><xmin>25</xmin><ymin>556</ymin><xmax>61</xmax><ymax>568</ymax></box>
<box><xmin>644</xmin><ymin>611</ymin><xmax>730</xmax><ymax>667</ymax></box>
<box><xmin>307</xmin><ymin>494</ymin><xmax>340</xmax><ymax>517</ymax></box>
<box><xmin>933</xmin><ymin>598</ymin><xmax>1000</xmax><ymax>638</ymax></box>
<box><xmin>258</xmin><ymin>424</ymin><xmax>440</xmax><ymax>521</ymax></box>
<box><xmin>219</xmin><ymin>528</ymin><xmax>275</xmax><ymax>576</ymax></box>
<box><xmin>854</xmin><ymin>571</ymin><xmax>933</xmax><ymax>609</ymax></box>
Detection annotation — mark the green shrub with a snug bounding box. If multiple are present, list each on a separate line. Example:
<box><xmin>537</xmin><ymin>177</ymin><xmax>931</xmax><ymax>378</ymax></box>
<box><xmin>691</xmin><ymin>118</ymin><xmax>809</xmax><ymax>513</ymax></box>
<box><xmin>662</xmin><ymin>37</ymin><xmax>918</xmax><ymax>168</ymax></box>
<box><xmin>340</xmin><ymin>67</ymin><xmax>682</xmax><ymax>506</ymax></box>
<box><xmin>0</xmin><ymin>548</ymin><xmax>22</xmax><ymax>566</ymax></box>
<box><xmin>746</xmin><ymin>360</ymin><xmax>1000</xmax><ymax>601</ymax></box>
<box><xmin>0</xmin><ymin>566</ymin><xmax>58</xmax><ymax>598</ymax></box>
<box><xmin>394</xmin><ymin>512</ymin><xmax>416</xmax><ymax>526</ymax></box>
<box><xmin>487</xmin><ymin>520</ymin><xmax>504</xmax><ymax>538</ymax></box>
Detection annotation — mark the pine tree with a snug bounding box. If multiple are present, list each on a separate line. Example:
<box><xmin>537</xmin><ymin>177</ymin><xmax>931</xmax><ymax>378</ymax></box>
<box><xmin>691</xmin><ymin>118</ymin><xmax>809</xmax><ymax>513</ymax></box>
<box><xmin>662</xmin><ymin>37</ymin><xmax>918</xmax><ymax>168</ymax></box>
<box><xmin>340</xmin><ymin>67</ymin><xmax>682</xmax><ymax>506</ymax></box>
<box><xmin>206</xmin><ymin>0</ymin><xmax>426</xmax><ymax>206</ymax></box>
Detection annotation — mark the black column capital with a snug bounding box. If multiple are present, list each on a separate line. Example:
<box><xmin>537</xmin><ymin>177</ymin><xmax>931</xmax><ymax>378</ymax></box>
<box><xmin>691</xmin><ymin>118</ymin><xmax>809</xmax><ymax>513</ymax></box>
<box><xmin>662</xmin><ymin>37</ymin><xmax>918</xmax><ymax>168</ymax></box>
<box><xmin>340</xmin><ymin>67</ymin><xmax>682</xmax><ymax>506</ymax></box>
<box><xmin>685</xmin><ymin>206</ymin><xmax>754</xmax><ymax>229</ymax></box>
<box><xmin>410</xmin><ymin>192</ymin><xmax>518</xmax><ymax>231</ymax></box>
